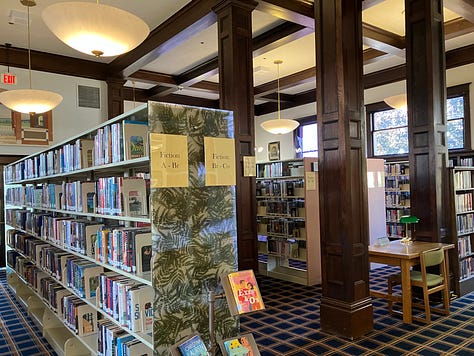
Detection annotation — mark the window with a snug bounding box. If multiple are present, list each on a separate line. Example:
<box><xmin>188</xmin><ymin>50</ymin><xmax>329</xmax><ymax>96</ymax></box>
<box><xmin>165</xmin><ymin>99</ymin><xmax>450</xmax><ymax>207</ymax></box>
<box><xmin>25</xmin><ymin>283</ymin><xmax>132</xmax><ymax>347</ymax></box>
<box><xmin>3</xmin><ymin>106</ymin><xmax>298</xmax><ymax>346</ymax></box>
<box><xmin>295</xmin><ymin>118</ymin><xmax>318</xmax><ymax>158</ymax></box>
<box><xmin>366</xmin><ymin>83</ymin><xmax>470</xmax><ymax>157</ymax></box>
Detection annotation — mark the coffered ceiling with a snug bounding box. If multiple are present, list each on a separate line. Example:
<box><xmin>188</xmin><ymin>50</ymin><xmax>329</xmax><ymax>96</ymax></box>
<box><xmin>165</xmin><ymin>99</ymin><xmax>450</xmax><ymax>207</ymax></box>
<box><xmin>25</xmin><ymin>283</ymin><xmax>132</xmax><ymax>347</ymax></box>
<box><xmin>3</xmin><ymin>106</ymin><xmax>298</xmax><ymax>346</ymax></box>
<box><xmin>0</xmin><ymin>0</ymin><xmax>473</xmax><ymax>119</ymax></box>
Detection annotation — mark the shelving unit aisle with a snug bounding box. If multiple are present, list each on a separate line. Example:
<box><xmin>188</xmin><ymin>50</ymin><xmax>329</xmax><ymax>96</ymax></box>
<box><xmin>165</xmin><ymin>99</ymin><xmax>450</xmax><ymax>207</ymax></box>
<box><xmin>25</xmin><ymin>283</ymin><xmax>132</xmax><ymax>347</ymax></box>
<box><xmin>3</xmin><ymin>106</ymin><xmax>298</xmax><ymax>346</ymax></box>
<box><xmin>4</xmin><ymin>101</ymin><xmax>240</xmax><ymax>354</ymax></box>
<box><xmin>384</xmin><ymin>161</ymin><xmax>411</xmax><ymax>239</ymax></box>
<box><xmin>448</xmin><ymin>166</ymin><xmax>474</xmax><ymax>297</ymax></box>
<box><xmin>256</xmin><ymin>158</ymin><xmax>321</xmax><ymax>286</ymax></box>
<box><xmin>3</xmin><ymin>105</ymin><xmax>154</xmax><ymax>356</ymax></box>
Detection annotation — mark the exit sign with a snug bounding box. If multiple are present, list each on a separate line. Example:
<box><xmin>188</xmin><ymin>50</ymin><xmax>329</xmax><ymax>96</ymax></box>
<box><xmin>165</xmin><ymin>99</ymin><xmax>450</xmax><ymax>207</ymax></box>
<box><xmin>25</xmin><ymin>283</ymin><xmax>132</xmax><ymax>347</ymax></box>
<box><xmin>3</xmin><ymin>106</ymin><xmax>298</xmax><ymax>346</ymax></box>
<box><xmin>2</xmin><ymin>73</ymin><xmax>17</xmax><ymax>85</ymax></box>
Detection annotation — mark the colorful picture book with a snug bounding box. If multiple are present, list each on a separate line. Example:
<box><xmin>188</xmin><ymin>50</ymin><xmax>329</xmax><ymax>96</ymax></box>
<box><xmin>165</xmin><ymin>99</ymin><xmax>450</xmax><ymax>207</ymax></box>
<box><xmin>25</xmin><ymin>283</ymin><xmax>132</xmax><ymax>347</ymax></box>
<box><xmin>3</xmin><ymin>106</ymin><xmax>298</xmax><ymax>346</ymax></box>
<box><xmin>222</xmin><ymin>269</ymin><xmax>265</xmax><ymax>316</ymax></box>
<box><xmin>171</xmin><ymin>333</ymin><xmax>210</xmax><ymax>356</ymax></box>
<box><xmin>219</xmin><ymin>333</ymin><xmax>260</xmax><ymax>356</ymax></box>
<box><xmin>123</xmin><ymin>120</ymin><xmax>149</xmax><ymax>160</ymax></box>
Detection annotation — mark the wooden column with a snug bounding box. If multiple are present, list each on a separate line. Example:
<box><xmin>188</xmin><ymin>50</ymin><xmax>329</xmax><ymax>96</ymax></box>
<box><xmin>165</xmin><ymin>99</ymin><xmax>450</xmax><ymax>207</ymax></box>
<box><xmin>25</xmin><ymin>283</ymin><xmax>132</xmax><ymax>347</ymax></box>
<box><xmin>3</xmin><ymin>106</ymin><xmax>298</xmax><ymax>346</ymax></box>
<box><xmin>107</xmin><ymin>78</ymin><xmax>126</xmax><ymax>119</ymax></box>
<box><xmin>213</xmin><ymin>0</ymin><xmax>258</xmax><ymax>270</ymax></box>
<box><xmin>405</xmin><ymin>0</ymin><xmax>448</xmax><ymax>242</ymax></box>
<box><xmin>315</xmin><ymin>0</ymin><xmax>373</xmax><ymax>338</ymax></box>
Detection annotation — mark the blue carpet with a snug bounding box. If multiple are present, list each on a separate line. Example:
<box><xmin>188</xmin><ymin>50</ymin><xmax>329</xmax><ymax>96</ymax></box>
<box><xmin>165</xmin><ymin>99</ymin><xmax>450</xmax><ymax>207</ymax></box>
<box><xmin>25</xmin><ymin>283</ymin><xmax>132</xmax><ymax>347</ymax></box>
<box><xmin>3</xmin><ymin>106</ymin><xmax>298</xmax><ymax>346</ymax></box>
<box><xmin>0</xmin><ymin>269</ymin><xmax>57</xmax><ymax>356</ymax></box>
<box><xmin>242</xmin><ymin>266</ymin><xmax>474</xmax><ymax>355</ymax></box>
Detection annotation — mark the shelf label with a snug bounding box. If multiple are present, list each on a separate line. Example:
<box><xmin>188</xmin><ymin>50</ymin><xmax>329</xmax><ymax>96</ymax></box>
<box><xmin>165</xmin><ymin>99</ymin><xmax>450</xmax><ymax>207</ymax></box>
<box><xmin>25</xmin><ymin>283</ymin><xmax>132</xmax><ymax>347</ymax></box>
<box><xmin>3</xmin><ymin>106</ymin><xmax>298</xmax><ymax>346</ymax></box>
<box><xmin>305</xmin><ymin>171</ymin><xmax>317</xmax><ymax>190</ymax></box>
<box><xmin>204</xmin><ymin>137</ymin><xmax>236</xmax><ymax>186</ymax></box>
<box><xmin>243</xmin><ymin>156</ymin><xmax>256</xmax><ymax>177</ymax></box>
<box><xmin>150</xmin><ymin>133</ymin><xmax>188</xmax><ymax>188</ymax></box>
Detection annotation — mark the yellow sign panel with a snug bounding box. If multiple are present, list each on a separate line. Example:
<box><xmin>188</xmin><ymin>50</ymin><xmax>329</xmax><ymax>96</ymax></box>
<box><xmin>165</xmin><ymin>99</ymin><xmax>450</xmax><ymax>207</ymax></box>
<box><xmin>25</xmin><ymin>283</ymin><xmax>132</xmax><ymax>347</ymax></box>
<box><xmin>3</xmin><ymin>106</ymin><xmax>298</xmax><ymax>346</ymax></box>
<box><xmin>150</xmin><ymin>133</ymin><xmax>188</xmax><ymax>188</ymax></box>
<box><xmin>204</xmin><ymin>137</ymin><xmax>236</xmax><ymax>186</ymax></box>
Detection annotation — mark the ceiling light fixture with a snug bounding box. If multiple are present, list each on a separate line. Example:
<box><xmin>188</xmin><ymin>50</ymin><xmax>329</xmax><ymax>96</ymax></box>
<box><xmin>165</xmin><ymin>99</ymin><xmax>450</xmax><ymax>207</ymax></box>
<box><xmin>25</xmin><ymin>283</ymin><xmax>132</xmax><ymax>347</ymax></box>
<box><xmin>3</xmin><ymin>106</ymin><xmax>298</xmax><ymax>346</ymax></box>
<box><xmin>0</xmin><ymin>0</ymin><xmax>62</xmax><ymax>115</ymax></box>
<box><xmin>260</xmin><ymin>60</ymin><xmax>300</xmax><ymax>135</ymax></box>
<box><xmin>384</xmin><ymin>93</ymin><xmax>407</xmax><ymax>110</ymax></box>
<box><xmin>42</xmin><ymin>1</ymin><xmax>149</xmax><ymax>58</ymax></box>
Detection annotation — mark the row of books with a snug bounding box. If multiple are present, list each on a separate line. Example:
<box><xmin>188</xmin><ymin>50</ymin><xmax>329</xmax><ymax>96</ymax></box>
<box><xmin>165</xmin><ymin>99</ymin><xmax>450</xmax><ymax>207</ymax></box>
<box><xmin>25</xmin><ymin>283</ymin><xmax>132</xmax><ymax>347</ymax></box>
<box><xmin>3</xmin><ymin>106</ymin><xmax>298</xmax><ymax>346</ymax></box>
<box><xmin>257</xmin><ymin>161</ymin><xmax>304</xmax><ymax>178</ymax></box>
<box><xmin>8</xmin><ymin>253</ymin><xmax>98</xmax><ymax>337</ymax></box>
<box><xmin>385</xmin><ymin>192</ymin><xmax>410</xmax><ymax>208</ymax></box>
<box><xmin>6</xmin><ymin>175</ymin><xmax>149</xmax><ymax>218</ymax></box>
<box><xmin>7</xmin><ymin>231</ymin><xmax>154</xmax><ymax>339</ymax></box>
<box><xmin>456</xmin><ymin>192</ymin><xmax>474</xmax><ymax>213</ymax></box>
<box><xmin>4</xmin><ymin>120</ymin><xmax>149</xmax><ymax>183</ymax></box>
<box><xmin>257</xmin><ymin>218</ymin><xmax>306</xmax><ymax>238</ymax></box>
<box><xmin>267</xmin><ymin>237</ymin><xmax>300</xmax><ymax>259</ymax></box>
<box><xmin>386</xmin><ymin>224</ymin><xmax>406</xmax><ymax>238</ymax></box>
<box><xmin>256</xmin><ymin>179</ymin><xmax>304</xmax><ymax>197</ymax></box>
<box><xmin>6</xmin><ymin>211</ymin><xmax>152</xmax><ymax>276</ymax></box>
<box><xmin>459</xmin><ymin>257</ymin><xmax>474</xmax><ymax>280</ymax></box>
<box><xmin>98</xmin><ymin>319</ymin><xmax>151</xmax><ymax>356</ymax></box>
<box><xmin>98</xmin><ymin>272</ymin><xmax>153</xmax><ymax>333</ymax></box>
<box><xmin>386</xmin><ymin>208</ymin><xmax>411</xmax><ymax>223</ymax></box>
<box><xmin>384</xmin><ymin>163</ymin><xmax>409</xmax><ymax>176</ymax></box>
<box><xmin>385</xmin><ymin>176</ymin><xmax>410</xmax><ymax>190</ymax></box>
<box><xmin>454</xmin><ymin>170</ymin><xmax>474</xmax><ymax>190</ymax></box>
<box><xmin>457</xmin><ymin>213</ymin><xmax>474</xmax><ymax>235</ymax></box>
<box><xmin>458</xmin><ymin>235</ymin><xmax>473</xmax><ymax>259</ymax></box>
<box><xmin>258</xmin><ymin>200</ymin><xmax>305</xmax><ymax>217</ymax></box>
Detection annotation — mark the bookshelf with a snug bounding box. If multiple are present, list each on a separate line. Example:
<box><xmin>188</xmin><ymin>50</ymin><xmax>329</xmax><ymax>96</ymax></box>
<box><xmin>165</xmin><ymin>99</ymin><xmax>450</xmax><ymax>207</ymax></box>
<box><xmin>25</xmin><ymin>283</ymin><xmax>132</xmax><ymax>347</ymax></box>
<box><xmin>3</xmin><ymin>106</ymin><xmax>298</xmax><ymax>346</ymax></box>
<box><xmin>447</xmin><ymin>166</ymin><xmax>474</xmax><ymax>297</ymax></box>
<box><xmin>256</xmin><ymin>158</ymin><xmax>321</xmax><ymax>286</ymax></box>
<box><xmin>384</xmin><ymin>161</ymin><xmax>411</xmax><ymax>239</ymax></box>
<box><xmin>4</xmin><ymin>102</ymin><xmax>239</xmax><ymax>354</ymax></box>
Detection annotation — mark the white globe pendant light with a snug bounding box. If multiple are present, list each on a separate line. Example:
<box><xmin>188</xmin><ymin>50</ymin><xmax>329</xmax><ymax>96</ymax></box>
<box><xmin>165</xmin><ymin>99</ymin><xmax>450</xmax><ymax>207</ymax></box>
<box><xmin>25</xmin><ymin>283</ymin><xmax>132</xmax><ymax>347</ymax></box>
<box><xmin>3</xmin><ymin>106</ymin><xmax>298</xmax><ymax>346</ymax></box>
<box><xmin>0</xmin><ymin>0</ymin><xmax>62</xmax><ymax>115</ymax></box>
<box><xmin>42</xmin><ymin>2</ymin><xmax>149</xmax><ymax>58</ymax></box>
<box><xmin>260</xmin><ymin>60</ymin><xmax>300</xmax><ymax>135</ymax></box>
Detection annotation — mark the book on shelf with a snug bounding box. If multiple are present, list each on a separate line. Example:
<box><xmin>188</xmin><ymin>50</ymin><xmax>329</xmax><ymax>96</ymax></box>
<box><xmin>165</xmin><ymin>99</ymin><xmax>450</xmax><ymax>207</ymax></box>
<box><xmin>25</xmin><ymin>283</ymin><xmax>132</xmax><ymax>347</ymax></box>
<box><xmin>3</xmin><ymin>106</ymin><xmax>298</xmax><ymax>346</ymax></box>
<box><xmin>221</xmin><ymin>269</ymin><xmax>265</xmax><ymax>316</ymax></box>
<box><xmin>121</xmin><ymin>177</ymin><xmax>149</xmax><ymax>217</ymax></box>
<box><xmin>127</xmin><ymin>284</ymin><xmax>154</xmax><ymax>333</ymax></box>
<box><xmin>171</xmin><ymin>333</ymin><xmax>209</xmax><ymax>356</ymax></box>
<box><xmin>219</xmin><ymin>333</ymin><xmax>260</xmax><ymax>356</ymax></box>
<box><xmin>123</xmin><ymin>120</ymin><xmax>149</xmax><ymax>160</ymax></box>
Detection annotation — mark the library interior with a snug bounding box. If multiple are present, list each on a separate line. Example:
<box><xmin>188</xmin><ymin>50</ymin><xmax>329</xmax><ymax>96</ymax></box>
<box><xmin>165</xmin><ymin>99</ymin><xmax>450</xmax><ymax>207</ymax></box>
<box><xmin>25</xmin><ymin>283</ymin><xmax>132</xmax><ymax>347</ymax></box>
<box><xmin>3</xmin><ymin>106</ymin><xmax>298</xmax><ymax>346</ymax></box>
<box><xmin>0</xmin><ymin>1</ymin><xmax>474</xmax><ymax>355</ymax></box>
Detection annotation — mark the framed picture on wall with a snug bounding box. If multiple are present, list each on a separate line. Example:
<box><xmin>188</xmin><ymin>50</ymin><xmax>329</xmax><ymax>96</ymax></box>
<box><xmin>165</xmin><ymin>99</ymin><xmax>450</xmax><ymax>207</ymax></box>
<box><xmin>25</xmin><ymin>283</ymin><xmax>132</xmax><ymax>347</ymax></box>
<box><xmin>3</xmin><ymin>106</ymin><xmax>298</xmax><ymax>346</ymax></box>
<box><xmin>268</xmin><ymin>141</ymin><xmax>280</xmax><ymax>161</ymax></box>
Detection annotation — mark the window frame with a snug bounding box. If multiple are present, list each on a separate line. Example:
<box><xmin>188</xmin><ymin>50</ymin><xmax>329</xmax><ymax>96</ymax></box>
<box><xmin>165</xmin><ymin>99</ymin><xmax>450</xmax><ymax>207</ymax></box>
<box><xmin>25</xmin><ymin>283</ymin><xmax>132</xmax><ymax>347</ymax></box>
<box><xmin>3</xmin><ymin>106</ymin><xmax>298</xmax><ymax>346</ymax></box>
<box><xmin>366</xmin><ymin>83</ymin><xmax>471</xmax><ymax>159</ymax></box>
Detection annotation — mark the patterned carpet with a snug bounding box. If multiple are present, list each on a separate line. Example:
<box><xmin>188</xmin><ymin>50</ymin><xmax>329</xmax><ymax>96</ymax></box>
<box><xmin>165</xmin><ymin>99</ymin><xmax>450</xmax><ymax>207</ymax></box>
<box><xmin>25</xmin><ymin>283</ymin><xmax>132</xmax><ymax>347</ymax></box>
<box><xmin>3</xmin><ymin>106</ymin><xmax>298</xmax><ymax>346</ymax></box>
<box><xmin>241</xmin><ymin>267</ymin><xmax>474</xmax><ymax>356</ymax></box>
<box><xmin>0</xmin><ymin>269</ymin><xmax>57</xmax><ymax>356</ymax></box>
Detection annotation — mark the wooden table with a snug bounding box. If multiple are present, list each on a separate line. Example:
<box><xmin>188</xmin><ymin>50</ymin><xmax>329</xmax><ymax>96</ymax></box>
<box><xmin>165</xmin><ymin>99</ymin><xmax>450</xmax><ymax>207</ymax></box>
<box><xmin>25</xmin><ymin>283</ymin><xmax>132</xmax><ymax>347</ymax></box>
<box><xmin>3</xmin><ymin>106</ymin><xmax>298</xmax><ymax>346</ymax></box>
<box><xmin>368</xmin><ymin>240</ymin><xmax>454</xmax><ymax>323</ymax></box>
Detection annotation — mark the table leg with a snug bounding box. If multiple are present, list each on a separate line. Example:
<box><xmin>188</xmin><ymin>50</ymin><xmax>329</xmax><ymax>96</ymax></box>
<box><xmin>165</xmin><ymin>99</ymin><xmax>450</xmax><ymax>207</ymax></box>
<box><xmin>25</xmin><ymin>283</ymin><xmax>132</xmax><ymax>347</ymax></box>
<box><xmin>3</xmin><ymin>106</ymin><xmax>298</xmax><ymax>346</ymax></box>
<box><xmin>400</xmin><ymin>260</ymin><xmax>412</xmax><ymax>323</ymax></box>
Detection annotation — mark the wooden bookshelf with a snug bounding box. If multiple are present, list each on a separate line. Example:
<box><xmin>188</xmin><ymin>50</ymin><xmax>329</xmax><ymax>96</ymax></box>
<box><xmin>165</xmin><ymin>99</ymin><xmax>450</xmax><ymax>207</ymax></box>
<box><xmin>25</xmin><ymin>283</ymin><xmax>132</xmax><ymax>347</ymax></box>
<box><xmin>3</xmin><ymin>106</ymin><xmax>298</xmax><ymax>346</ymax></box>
<box><xmin>447</xmin><ymin>166</ymin><xmax>474</xmax><ymax>297</ymax></box>
<box><xmin>256</xmin><ymin>158</ymin><xmax>321</xmax><ymax>286</ymax></box>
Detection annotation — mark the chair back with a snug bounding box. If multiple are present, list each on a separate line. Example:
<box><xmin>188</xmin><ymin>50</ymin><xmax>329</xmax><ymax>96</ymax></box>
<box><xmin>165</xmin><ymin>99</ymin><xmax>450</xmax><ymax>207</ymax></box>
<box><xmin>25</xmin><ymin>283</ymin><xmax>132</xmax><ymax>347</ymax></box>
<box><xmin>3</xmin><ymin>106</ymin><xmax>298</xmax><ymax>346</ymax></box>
<box><xmin>422</xmin><ymin>248</ymin><xmax>444</xmax><ymax>268</ymax></box>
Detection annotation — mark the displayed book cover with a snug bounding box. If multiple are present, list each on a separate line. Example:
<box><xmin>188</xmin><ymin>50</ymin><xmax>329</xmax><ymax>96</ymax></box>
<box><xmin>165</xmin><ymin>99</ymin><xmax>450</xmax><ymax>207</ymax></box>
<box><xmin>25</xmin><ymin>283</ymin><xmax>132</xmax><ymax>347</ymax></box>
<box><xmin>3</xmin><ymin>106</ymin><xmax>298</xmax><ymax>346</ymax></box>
<box><xmin>123</xmin><ymin>120</ymin><xmax>149</xmax><ymax>160</ymax></box>
<box><xmin>219</xmin><ymin>333</ymin><xmax>260</xmax><ymax>356</ymax></box>
<box><xmin>121</xmin><ymin>177</ymin><xmax>148</xmax><ymax>217</ymax></box>
<box><xmin>222</xmin><ymin>270</ymin><xmax>265</xmax><ymax>316</ymax></box>
<box><xmin>170</xmin><ymin>333</ymin><xmax>209</xmax><ymax>356</ymax></box>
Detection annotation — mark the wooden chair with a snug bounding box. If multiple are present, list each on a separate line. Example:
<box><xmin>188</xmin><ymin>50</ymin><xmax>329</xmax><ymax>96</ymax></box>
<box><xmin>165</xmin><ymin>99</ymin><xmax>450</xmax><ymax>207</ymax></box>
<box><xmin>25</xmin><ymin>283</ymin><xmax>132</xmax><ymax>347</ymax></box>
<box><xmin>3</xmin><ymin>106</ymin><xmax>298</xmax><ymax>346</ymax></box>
<box><xmin>387</xmin><ymin>248</ymin><xmax>450</xmax><ymax>324</ymax></box>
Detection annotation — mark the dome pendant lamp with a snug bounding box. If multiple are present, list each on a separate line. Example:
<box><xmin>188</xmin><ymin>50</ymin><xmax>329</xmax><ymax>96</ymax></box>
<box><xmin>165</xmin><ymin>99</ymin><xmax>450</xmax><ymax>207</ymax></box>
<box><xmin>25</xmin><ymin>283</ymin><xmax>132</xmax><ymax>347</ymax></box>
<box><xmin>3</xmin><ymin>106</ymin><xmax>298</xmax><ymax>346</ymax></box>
<box><xmin>384</xmin><ymin>93</ymin><xmax>407</xmax><ymax>110</ymax></box>
<box><xmin>260</xmin><ymin>60</ymin><xmax>300</xmax><ymax>135</ymax></box>
<box><xmin>0</xmin><ymin>0</ymin><xmax>63</xmax><ymax>115</ymax></box>
<box><xmin>42</xmin><ymin>1</ymin><xmax>150</xmax><ymax>58</ymax></box>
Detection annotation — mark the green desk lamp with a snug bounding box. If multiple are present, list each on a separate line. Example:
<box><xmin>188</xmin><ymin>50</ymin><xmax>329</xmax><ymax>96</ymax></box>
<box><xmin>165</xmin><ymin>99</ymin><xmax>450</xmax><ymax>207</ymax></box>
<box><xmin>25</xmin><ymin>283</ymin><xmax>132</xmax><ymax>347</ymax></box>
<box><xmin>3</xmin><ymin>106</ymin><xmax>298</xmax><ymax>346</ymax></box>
<box><xmin>400</xmin><ymin>215</ymin><xmax>419</xmax><ymax>244</ymax></box>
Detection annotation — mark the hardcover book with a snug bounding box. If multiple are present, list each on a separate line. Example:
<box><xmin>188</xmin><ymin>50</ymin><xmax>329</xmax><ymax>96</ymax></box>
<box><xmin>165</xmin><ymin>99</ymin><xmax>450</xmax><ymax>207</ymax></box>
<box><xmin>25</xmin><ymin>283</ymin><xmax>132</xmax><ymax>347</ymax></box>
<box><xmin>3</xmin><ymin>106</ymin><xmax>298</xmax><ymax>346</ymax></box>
<box><xmin>222</xmin><ymin>270</ymin><xmax>265</xmax><ymax>316</ymax></box>
<box><xmin>121</xmin><ymin>177</ymin><xmax>148</xmax><ymax>217</ymax></box>
<box><xmin>170</xmin><ymin>333</ymin><xmax>209</xmax><ymax>356</ymax></box>
<box><xmin>219</xmin><ymin>333</ymin><xmax>260</xmax><ymax>356</ymax></box>
<box><xmin>123</xmin><ymin>120</ymin><xmax>149</xmax><ymax>160</ymax></box>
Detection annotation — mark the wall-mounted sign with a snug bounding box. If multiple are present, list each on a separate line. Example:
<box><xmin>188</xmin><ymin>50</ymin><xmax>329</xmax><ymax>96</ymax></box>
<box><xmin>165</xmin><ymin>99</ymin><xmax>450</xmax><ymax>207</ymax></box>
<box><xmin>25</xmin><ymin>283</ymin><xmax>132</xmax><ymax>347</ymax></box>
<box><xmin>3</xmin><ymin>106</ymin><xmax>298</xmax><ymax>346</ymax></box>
<box><xmin>150</xmin><ymin>133</ymin><xmax>189</xmax><ymax>188</ymax></box>
<box><xmin>1</xmin><ymin>73</ymin><xmax>17</xmax><ymax>85</ymax></box>
<box><xmin>204</xmin><ymin>137</ymin><xmax>236</xmax><ymax>186</ymax></box>
<box><xmin>243</xmin><ymin>156</ymin><xmax>256</xmax><ymax>177</ymax></box>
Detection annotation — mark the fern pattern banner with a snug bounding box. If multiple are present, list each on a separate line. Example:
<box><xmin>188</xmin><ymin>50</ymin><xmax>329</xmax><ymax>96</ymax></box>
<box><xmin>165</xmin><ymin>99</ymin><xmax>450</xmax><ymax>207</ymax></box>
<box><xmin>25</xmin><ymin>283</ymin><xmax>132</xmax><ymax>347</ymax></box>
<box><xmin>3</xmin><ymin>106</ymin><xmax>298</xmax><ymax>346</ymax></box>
<box><xmin>148</xmin><ymin>102</ymin><xmax>238</xmax><ymax>354</ymax></box>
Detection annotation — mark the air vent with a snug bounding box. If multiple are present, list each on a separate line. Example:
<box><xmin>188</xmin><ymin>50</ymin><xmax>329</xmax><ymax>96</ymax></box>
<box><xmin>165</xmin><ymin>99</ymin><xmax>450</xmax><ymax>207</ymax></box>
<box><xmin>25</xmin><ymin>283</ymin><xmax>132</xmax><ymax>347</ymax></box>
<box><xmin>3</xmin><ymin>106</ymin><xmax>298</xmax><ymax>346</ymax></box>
<box><xmin>78</xmin><ymin>85</ymin><xmax>100</xmax><ymax>109</ymax></box>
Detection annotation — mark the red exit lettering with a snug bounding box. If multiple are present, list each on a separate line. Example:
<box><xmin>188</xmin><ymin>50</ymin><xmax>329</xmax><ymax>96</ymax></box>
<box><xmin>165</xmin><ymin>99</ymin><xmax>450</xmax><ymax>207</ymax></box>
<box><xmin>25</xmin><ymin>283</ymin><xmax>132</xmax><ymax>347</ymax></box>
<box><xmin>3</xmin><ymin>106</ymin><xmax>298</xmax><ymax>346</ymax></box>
<box><xmin>2</xmin><ymin>73</ymin><xmax>17</xmax><ymax>85</ymax></box>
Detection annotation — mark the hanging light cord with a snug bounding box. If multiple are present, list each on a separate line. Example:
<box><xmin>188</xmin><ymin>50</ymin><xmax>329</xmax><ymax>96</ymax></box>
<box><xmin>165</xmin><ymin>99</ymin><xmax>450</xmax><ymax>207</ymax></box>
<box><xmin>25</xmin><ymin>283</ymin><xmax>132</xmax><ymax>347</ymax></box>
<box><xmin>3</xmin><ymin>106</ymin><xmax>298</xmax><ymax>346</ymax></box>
<box><xmin>27</xmin><ymin>4</ymin><xmax>32</xmax><ymax>89</ymax></box>
<box><xmin>277</xmin><ymin>62</ymin><xmax>281</xmax><ymax>120</ymax></box>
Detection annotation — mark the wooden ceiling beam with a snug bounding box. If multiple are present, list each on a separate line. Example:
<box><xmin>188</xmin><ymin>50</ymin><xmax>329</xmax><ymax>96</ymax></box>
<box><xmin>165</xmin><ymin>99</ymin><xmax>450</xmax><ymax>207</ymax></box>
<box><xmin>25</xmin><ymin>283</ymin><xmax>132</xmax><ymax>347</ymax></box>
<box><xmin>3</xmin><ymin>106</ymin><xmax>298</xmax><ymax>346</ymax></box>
<box><xmin>127</xmin><ymin>70</ymin><xmax>177</xmax><ymax>87</ymax></box>
<box><xmin>255</xmin><ymin>67</ymin><xmax>315</xmax><ymax>97</ymax></box>
<box><xmin>362</xmin><ymin>24</ymin><xmax>406</xmax><ymax>58</ymax></box>
<box><xmin>0</xmin><ymin>45</ymin><xmax>108</xmax><ymax>80</ymax></box>
<box><xmin>256</xmin><ymin>0</ymin><xmax>314</xmax><ymax>28</ymax></box>
<box><xmin>443</xmin><ymin>0</ymin><xmax>474</xmax><ymax>24</ymax></box>
<box><xmin>444</xmin><ymin>18</ymin><xmax>474</xmax><ymax>39</ymax></box>
<box><xmin>107</xmin><ymin>0</ymin><xmax>219</xmax><ymax>78</ymax></box>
